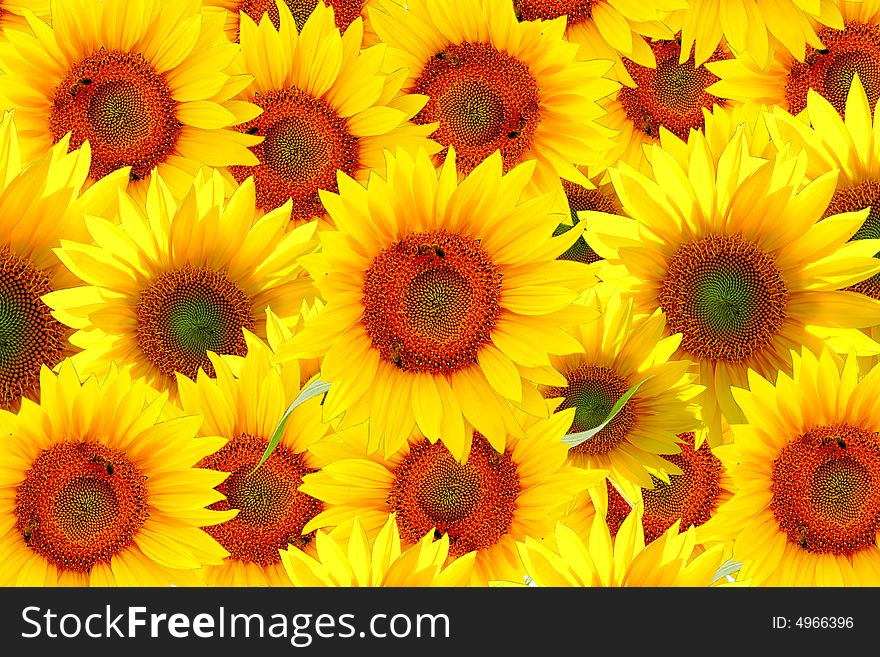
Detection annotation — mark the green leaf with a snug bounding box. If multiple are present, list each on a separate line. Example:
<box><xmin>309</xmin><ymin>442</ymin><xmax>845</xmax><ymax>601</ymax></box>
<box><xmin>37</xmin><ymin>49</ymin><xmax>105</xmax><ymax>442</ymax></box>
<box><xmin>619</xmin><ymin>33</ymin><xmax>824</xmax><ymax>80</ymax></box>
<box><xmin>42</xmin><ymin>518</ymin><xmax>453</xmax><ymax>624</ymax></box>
<box><xmin>712</xmin><ymin>559</ymin><xmax>743</xmax><ymax>583</ymax></box>
<box><xmin>561</xmin><ymin>375</ymin><xmax>653</xmax><ymax>448</ymax></box>
<box><xmin>251</xmin><ymin>378</ymin><xmax>331</xmax><ymax>473</ymax></box>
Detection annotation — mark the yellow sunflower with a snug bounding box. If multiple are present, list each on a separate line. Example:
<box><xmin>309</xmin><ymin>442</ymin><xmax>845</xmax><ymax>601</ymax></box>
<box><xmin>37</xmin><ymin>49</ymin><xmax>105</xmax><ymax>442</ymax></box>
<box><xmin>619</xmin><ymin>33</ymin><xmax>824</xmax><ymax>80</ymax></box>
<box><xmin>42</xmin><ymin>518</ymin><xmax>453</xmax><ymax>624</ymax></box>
<box><xmin>551</xmin><ymin>174</ymin><xmax>624</xmax><ymax>268</ymax></box>
<box><xmin>706</xmin><ymin>0</ymin><xmax>880</xmax><ymax>117</ymax></box>
<box><xmin>174</xmin><ymin>316</ymin><xmax>331</xmax><ymax>587</ymax></box>
<box><xmin>0</xmin><ymin>0</ymin><xmax>261</xmax><ymax>197</ymax></box>
<box><xmin>0</xmin><ymin>361</ymin><xmax>233</xmax><ymax>586</ymax></box>
<box><xmin>298</xmin><ymin>411</ymin><xmax>607</xmax><ymax>584</ymax></box>
<box><xmin>703</xmin><ymin>349</ymin><xmax>880</xmax><ymax>586</ymax></box>
<box><xmin>368</xmin><ymin>0</ymin><xmax>619</xmax><ymax>194</ymax></box>
<box><xmin>281</xmin><ymin>514</ymin><xmax>476</xmax><ymax>586</ymax></box>
<box><xmin>0</xmin><ymin>113</ymin><xmax>129</xmax><ymax>411</ymax></box>
<box><xmin>514</xmin><ymin>503</ymin><xmax>730</xmax><ymax>586</ymax></box>
<box><xmin>278</xmin><ymin>149</ymin><xmax>597</xmax><ymax>459</ymax></box>
<box><xmin>224</xmin><ymin>1</ymin><xmax>437</xmax><ymax>224</ymax></box>
<box><xmin>44</xmin><ymin>170</ymin><xmax>318</xmax><ymax>399</ymax></box>
<box><xmin>673</xmin><ymin>0</ymin><xmax>842</xmax><ymax>68</ymax></box>
<box><xmin>512</xmin><ymin>0</ymin><xmax>686</xmax><ymax>86</ymax></box>
<box><xmin>542</xmin><ymin>287</ymin><xmax>700</xmax><ymax>488</ymax></box>
<box><xmin>588</xmin><ymin>128</ymin><xmax>880</xmax><ymax>444</ymax></box>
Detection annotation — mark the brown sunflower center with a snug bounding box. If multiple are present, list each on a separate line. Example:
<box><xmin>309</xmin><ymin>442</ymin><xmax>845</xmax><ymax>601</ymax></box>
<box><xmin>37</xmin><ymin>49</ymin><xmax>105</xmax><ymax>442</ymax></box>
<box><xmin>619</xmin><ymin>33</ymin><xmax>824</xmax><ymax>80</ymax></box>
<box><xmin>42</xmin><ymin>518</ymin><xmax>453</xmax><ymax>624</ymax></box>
<box><xmin>642</xmin><ymin>432</ymin><xmax>722</xmax><ymax>542</ymax></box>
<box><xmin>49</xmin><ymin>49</ymin><xmax>182</xmax><ymax>182</ymax></box>
<box><xmin>605</xmin><ymin>480</ymin><xmax>632</xmax><ymax>538</ymax></box>
<box><xmin>199</xmin><ymin>433</ymin><xmax>323</xmax><ymax>564</ymax></box>
<box><xmin>387</xmin><ymin>434</ymin><xmax>519</xmax><ymax>557</ymax></box>
<box><xmin>545</xmin><ymin>365</ymin><xmax>635</xmax><ymax>455</ymax></box>
<box><xmin>823</xmin><ymin>181</ymin><xmax>880</xmax><ymax>299</ymax></box>
<box><xmin>618</xmin><ymin>37</ymin><xmax>728</xmax><ymax>140</ymax></box>
<box><xmin>361</xmin><ymin>232</ymin><xmax>502</xmax><ymax>374</ymax></box>
<box><xmin>659</xmin><ymin>234</ymin><xmax>789</xmax><ymax>362</ymax></box>
<box><xmin>553</xmin><ymin>180</ymin><xmax>617</xmax><ymax>265</ymax></box>
<box><xmin>0</xmin><ymin>247</ymin><xmax>67</xmax><ymax>410</ymax></box>
<box><xmin>14</xmin><ymin>441</ymin><xmax>149</xmax><ymax>572</ymax></box>
<box><xmin>136</xmin><ymin>265</ymin><xmax>255</xmax><ymax>380</ymax></box>
<box><xmin>786</xmin><ymin>22</ymin><xmax>880</xmax><ymax>116</ymax></box>
<box><xmin>237</xmin><ymin>0</ymin><xmax>366</xmax><ymax>32</ymax></box>
<box><xmin>231</xmin><ymin>87</ymin><xmax>359</xmax><ymax>223</ymax></box>
<box><xmin>771</xmin><ymin>424</ymin><xmax>880</xmax><ymax>555</ymax></box>
<box><xmin>412</xmin><ymin>42</ymin><xmax>540</xmax><ymax>173</ymax></box>
<box><xmin>512</xmin><ymin>0</ymin><xmax>594</xmax><ymax>24</ymax></box>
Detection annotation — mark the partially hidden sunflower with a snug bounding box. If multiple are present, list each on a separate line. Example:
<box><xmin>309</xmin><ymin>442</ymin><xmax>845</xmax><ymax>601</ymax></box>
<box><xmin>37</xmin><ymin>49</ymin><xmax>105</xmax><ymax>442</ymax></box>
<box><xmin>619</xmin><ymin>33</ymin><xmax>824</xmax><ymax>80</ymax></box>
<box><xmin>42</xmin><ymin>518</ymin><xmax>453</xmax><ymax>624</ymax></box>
<box><xmin>368</xmin><ymin>0</ymin><xmax>619</xmax><ymax>194</ymax></box>
<box><xmin>44</xmin><ymin>170</ymin><xmax>318</xmax><ymax>399</ymax></box>
<box><xmin>588</xmin><ymin>127</ymin><xmax>880</xmax><ymax>444</ymax></box>
<box><xmin>298</xmin><ymin>410</ymin><xmax>607</xmax><ymax>584</ymax></box>
<box><xmin>542</xmin><ymin>287</ymin><xmax>701</xmax><ymax>488</ymax></box>
<box><xmin>174</xmin><ymin>315</ymin><xmax>331</xmax><ymax>586</ymax></box>
<box><xmin>281</xmin><ymin>514</ymin><xmax>476</xmax><ymax>586</ymax></box>
<box><xmin>279</xmin><ymin>148</ymin><xmax>597</xmax><ymax>459</ymax></box>
<box><xmin>702</xmin><ymin>349</ymin><xmax>880</xmax><ymax>585</ymax></box>
<box><xmin>706</xmin><ymin>0</ymin><xmax>880</xmax><ymax>117</ymax></box>
<box><xmin>0</xmin><ymin>361</ymin><xmax>233</xmax><ymax>586</ymax></box>
<box><xmin>0</xmin><ymin>0</ymin><xmax>261</xmax><ymax>197</ymax></box>
<box><xmin>0</xmin><ymin>112</ymin><xmax>129</xmax><ymax>411</ymax></box>
<box><xmin>225</xmin><ymin>1</ymin><xmax>438</xmax><ymax>224</ymax></box>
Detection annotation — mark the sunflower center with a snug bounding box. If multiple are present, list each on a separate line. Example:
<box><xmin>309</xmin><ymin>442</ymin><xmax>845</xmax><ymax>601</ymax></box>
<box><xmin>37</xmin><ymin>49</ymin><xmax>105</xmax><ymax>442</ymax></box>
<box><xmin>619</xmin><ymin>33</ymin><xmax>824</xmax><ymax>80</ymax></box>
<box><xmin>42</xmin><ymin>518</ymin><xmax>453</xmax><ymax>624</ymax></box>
<box><xmin>230</xmin><ymin>87</ymin><xmax>359</xmax><ymax>222</ymax></box>
<box><xmin>387</xmin><ymin>434</ymin><xmax>519</xmax><ymax>557</ymax></box>
<box><xmin>771</xmin><ymin>424</ymin><xmax>880</xmax><ymax>555</ymax></box>
<box><xmin>642</xmin><ymin>432</ymin><xmax>722</xmax><ymax>543</ymax></box>
<box><xmin>512</xmin><ymin>0</ymin><xmax>594</xmax><ymax>24</ymax></box>
<box><xmin>49</xmin><ymin>49</ymin><xmax>182</xmax><ymax>182</ymax></box>
<box><xmin>0</xmin><ymin>247</ymin><xmax>67</xmax><ymax>411</ymax></box>
<box><xmin>14</xmin><ymin>442</ymin><xmax>149</xmax><ymax>572</ymax></box>
<box><xmin>200</xmin><ymin>433</ymin><xmax>323</xmax><ymax>564</ymax></box>
<box><xmin>546</xmin><ymin>365</ymin><xmax>635</xmax><ymax>455</ymax></box>
<box><xmin>604</xmin><ymin>480</ymin><xmax>632</xmax><ymax>538</ymax></box>
<box><xmin>786</xmin><ymin>22</ymin><xmax>880</xmax><ymax>116</ymax></box>
<box><xmin>553</xmin><ymin>180</ymin><xmax>617</xmax><ymax>265</ymax></box>
<box><xmin>618</xmin><ymin>38</ymin><xmax>728</xmax><ymax>140</ymax></box>
<box><xmin>136</xmin><ymin>265</ymin><xmax>255</xmax><ymax>380</ymax></box>
<box><xmin>412</xmin><ymin>42</ymin><xmax>540</xmax><ymax>174</ymax></box>
<box><xmin>237</xmin><ymin>0</ymin><xmax>366</xmax><ymax>32</ymax></box>
<box><xmin>362</xmin><ymin>232</ymin><xmax>502</xmax><ymax>374</ymax></box>
<box><xmin>659</xmin><ymin>234</ymin><xmax>789</xmax><ymax>362</ymax></box>
<box><xmin>824</xmin><ymin>181</ymin><xmax>880</xmax><ymax>299</ymax></box>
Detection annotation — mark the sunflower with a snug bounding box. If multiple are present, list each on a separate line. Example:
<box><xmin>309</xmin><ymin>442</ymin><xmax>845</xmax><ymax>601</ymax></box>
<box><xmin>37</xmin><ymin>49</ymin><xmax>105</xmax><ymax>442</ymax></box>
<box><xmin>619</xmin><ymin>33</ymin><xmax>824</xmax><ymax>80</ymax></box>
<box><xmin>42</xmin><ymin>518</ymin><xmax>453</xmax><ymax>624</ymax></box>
<box><xmin>673</xmin><ymin>0</ymin><xmax>842</xmax><ymax>69</ymax></box>
<box><xmin>224</xmin><ymin>1</ymin><xmax>437</xmax><ymax>224</ymax></box>
<box><xmin>368</xmin><ymin>0</ymin><xmax>619</xmax><ymax>194</ymax></box>
<box><xmin>0</xmin><ymin>0</ymin><xmax>261</xmax><ymax>197</ymax></box>
<box><xmin>514</xmin><ymin>503</ymin><xmax>729</xmax><ymax>586</ymax></box>
<box><xmin>0</xmin><ymin>113</ymin><xmax>128</xmax><ymax>412</ymax></box>
<box><xmin>206</xmin><ymin>0</ymin><xmax>384</xmax><ymax>45</ymax></box>
<box><xmin>589</xmin><ymin>129</ymin><xmax>880</xmax><ymax>444</ymax></box>
<box><xmin>298</xmin><ymin>411</ymin><xmax>607</xmax><ymax>584</ymax></box>
<box><xmin>706</xmin><ymin>1</ymin><xmax>880</xmax><ymax>118</ymax></box>
<box><xmin>512</xmin><ymin>0</ymin><xmax>685</xmax><ymax>87</ymax></box>
<box><xmin>0</xmin><ymin>361</ymin><xmax>233</xmax><ymax>586</ymax></box>
<box><xmin>281</xmin><ymin>514</ymin><xmax>476</xmax><ymax>586</ymax></box>
<box><xmin>174</xmin><ymin>316</ymin><xmax>330</xmax><ymax>587</ymax></box>
<box><xmin>703</xmin><ymin>349</ymin><xmax>880</xmax><ymax>586</ymax></box>
<box><xmin>278</xmin><ymin>149</ymin><xmax>597</xmax><ymax>459</ymax></box>
<box><xmin>44</xmin><ymin>170</ymin><xmax>318</xmax><ymax>399</ymax></box>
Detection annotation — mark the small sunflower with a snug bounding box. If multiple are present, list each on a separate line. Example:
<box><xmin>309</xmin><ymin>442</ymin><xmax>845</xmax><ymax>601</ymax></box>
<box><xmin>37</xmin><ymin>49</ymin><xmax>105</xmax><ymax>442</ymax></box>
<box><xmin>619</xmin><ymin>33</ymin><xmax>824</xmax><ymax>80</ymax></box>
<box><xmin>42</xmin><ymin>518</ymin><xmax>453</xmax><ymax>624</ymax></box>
<box><xmin>0</xmin><ymin>0</ymin><xmax>261</xmax><ymax>196</ymax></box>
<box><xmin>514</xmin><ymin>504</ymin><xmax>729</xmax><ymax>586</ymax></box>
<box><xmin>552</xmin><ymin>174</ymin><xmax>624</xmax><ymax>267</ymax></box>
<box><xmin>225</xmin><ymin>1</ymin><xmax>437</xmax><ymax>224</ymax></box>
<box><xmin>0</xmin><ymin>112</ymin><xmax>128</xmax><ymax>411</ymax></box>
<box><xmin>703</xmin><ymin>349</ymin><xmax>880</xmax><ymax>586</ymax></box>
<box><xmin>44</xmin><ymin>170</ymin><xmax>318</xmax><ymax>399</ymax></box>
<box><xmin>0</xmin><ymin>361</ymin><xmax>233</xmax><ymax>586</ymax></box>
<box><xmin>298</xmin><ymin>411</ymin><xmax>607</xmax><ymax>584</ymax></box>
<box><xmin>707</xmin><ymin>1</ymin><xmax>880</xmax><ymax>118</ymax></box>
<box><xmin>589</xmin><ymin>129</ymin><xmax>880</xmax><ymax>444</ymax></box>
<box><xmin>368</xmin><ymin>0</ymin><xmax>619</xmax><ymax>194</ymax></box>
<box><xmin>279</xmin><ymin>149</ymin><xmax>597</xmax><ymax>459</ymax></box>
<box><xmin>281</xmin><ymin>514</ymin><xmax>476</xmax><ymax>586</ymax></box>
<box><xmin>174</xmin><ymin>317</ymin><xmax>330</xmax><ymax>586</ymax></box>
